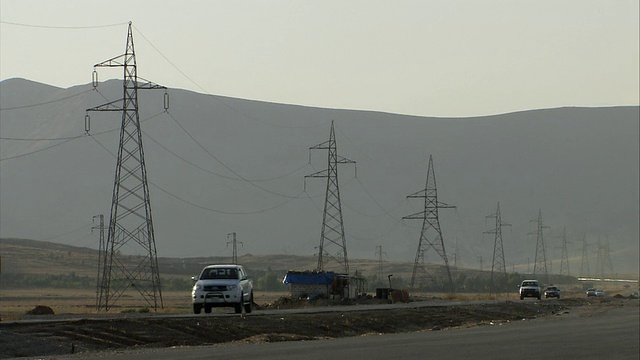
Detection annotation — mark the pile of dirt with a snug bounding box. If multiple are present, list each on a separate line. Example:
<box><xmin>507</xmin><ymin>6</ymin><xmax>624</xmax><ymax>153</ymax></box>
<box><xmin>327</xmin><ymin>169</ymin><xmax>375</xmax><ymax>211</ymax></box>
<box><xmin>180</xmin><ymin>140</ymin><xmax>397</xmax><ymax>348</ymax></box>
<box><xmin>25</xmin><ymin>306</ymin><xmax>55</xmax><ymax>315</ymax></box>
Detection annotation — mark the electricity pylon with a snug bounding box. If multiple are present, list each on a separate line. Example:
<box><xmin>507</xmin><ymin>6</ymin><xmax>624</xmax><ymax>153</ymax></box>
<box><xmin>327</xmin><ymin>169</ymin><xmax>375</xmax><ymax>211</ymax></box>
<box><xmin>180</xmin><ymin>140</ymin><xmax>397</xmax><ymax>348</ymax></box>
<box><xmin>579</xmin><ymin>234</ymin><xmax>590</xmax><ymax>277</ymax></box>
<box><xmin>87</xmin><ymin>22</ymin><xmax>165</xmax><ymax>311</ymax></box>
<box><xmin>604</xmin><ymin>240</ymin><xmax>614</xmax><ymax>275</ymax></box>
<box><xmin>226</xmin><ymin>232</ymin><xmax>243</xmax><ymax>264</ymax></box>
<box><xmin>305</xmin><ymin>121</ymin><xmax>355</xmax><ymax>274</ymax></box>
<box><xmin>484</xmin><ymin>202</ymin><xmax>511</xmax><ymax>293</ymax></box>
<box><xmin>92</xmin><ymin>214</ymin><xmax>105</xmax><ymax>311</ymax></box>
<box><xmin>559</xmin><ymin>227</ymin><xmax>571</xmax><ymax>277</ymax></box>
<box><xmin>403</xmin><ymin>155</ymin><xmax>455</xmax><ymax>292</ymax></box>
<box><xmin>375</xmin><ymin>245</ymin><xmax>386</xmax><ymax>282</ymax></box>
<box><xmin>595</xmin><ymin>237</ymin><xmax>614</xmax><ymax>280</ymax></box>
<box><xmin>530</xmin><ymin>209</ymin><xmax>549</xmax><ymax>284</ymax></box>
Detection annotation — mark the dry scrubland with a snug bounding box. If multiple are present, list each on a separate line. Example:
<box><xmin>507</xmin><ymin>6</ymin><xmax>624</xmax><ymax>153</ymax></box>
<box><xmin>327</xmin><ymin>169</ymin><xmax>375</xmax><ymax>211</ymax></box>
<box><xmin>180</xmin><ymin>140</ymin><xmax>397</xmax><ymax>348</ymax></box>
<box><xmin>2</xmin><ymin>286</ymin><xmax>636</xmax><ymax>322</ymax></box>
<box><xmin>1</xmin><ymin>238</ymin><xmax>637</xmax><ymax>321</ymax></box>
<box><xmin>1</xmin><ymin>238</ymin><xmax>637</xmax><ymax>359</ymax></box>
<box><xmin>0</xmin><ymin>289</ymin><xmax>290</xmax><ymax>321</ymax></box>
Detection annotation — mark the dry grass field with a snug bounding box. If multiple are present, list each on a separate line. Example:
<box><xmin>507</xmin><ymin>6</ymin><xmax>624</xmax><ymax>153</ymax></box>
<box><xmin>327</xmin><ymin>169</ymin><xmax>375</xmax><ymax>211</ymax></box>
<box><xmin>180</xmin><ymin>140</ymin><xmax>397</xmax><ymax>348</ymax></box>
<box><xmin>0</xmin><ymin>289</ymin><xmax>291</xmax><ymax>321</ymax></box>
<box><xmin>2</xmin><ymin>238</ymin><xmax>636</xmax><ymax>322</ymax></box>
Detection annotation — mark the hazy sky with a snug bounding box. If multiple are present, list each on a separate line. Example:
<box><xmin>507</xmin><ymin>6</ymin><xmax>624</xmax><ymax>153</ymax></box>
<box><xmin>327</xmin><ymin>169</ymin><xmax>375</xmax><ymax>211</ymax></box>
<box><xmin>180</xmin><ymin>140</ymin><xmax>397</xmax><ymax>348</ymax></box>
<box><xmin>1</xmin><ymin>0</ymin><xmax>638</xmax><ymax>117</ymax></box>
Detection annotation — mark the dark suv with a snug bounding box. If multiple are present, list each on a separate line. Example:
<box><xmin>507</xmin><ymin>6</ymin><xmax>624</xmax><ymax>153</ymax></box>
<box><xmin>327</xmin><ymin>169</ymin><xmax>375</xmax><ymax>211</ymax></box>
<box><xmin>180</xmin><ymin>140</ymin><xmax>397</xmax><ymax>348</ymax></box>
<box><xmin>544</xmin><ymin>286</ymin><xmax>560</xmax><ymax>299</ymax></box>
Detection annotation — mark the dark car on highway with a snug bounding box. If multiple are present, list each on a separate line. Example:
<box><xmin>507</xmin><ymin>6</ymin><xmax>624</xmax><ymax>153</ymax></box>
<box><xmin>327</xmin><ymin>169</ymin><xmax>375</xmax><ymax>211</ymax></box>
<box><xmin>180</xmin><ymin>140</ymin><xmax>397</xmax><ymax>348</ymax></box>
<box><xmin>544</xmin><ymin>286</ymin><xmax>560</xmax><ymax>299</ymax></box>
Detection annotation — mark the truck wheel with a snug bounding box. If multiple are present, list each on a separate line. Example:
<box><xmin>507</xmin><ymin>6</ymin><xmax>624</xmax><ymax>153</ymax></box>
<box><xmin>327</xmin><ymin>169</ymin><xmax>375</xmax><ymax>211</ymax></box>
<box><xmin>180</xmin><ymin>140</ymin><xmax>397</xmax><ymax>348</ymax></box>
<box><xmin>244</xmin><ymin>293</ymin><xmax>253</xmax><ymax>314</ymax></box>
<box><xmin>204</xmin><ymin>304</ymin><xmax>212</xmax><ymax>314</ymax></box>
<box><xmin>234</xmin><ymin>303</ymin><xmax>243</xmax><ymax>314</ymax></box>
<box><xmin>537</xmin><ymin>296</ymin><xmax>541</xmax><ymax>300</ymax></box>
<box><xmin>193</xmin><ymin>304</ymin><xmax>202</xmax><ymax>314</ymax></box>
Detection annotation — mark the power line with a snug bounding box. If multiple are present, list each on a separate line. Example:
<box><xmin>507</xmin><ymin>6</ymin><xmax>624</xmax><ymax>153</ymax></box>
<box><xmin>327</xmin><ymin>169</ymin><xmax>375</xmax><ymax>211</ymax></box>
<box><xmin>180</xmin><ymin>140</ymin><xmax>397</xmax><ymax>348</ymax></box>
<box><xmin>142</xmin><ymin>127</ymin><xmax>310</xmax><ymax>183</ymax></box>
<box><xmin>88</xmin><ymin>134</ymin><xmax>304</xmax><ymax>215</ymax></box>
<box><xmin>164</xmin><ymin>110</ymin><xmax>303</xmax><ymax>199</ymax></box>
<box><xmin>132</xmin><ymin>25</ymin><xmax>331</xmax><ymax>130</ymax></box>
<box><xmin>41</xmin><ymin>222</ymin><xmax>93</xmax><ymax>242</ymax></box>
<box><xmin>0</xmin><ymin>20</ymin><xmax>128</xmax><ymax>29</ymax></box>
<box><xmin>1</xmin><ymin>135</ymin><xmax>84</xmax><ymax>141</ymax></box>
<box><xmin>0</xmin><ymin>136</ymin><xmax>79</xmax><ymax>161</ymax></box>
<box><xmin>0</xmin><ymin>111</ymin><xmax>164</xmax><ymax>162</ymax></box>
<box><xmin>0</xmin><ymin>89</ymin><xmax>94</xmax><ymax>111</ymax></box>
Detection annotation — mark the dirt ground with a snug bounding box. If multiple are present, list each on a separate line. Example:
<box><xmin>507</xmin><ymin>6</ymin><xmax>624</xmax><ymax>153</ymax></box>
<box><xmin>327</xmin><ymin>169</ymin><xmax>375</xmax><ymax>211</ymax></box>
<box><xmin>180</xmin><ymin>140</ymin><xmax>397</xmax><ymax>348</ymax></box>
<box><xmin>0</xmin><ymin>295</ymin><xmax>637</xmax><ymax>359</ymax></box>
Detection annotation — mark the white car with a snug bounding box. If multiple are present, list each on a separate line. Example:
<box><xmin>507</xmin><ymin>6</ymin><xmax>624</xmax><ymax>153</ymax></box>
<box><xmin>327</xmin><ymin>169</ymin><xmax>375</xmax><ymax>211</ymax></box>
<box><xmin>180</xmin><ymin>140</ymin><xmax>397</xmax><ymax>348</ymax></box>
<box><xmin>192</xmin><ymin>264</ymin><xmax>253</xmax><ymax>314</ymax></box>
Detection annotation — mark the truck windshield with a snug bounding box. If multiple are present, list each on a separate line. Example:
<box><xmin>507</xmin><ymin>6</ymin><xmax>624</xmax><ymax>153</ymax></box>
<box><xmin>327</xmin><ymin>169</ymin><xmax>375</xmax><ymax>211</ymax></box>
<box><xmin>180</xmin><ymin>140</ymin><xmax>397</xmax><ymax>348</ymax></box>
<box><xmin>201</xmin><ymin>268</ymin><xmax>238</xmax><ymax>280</ymax></box>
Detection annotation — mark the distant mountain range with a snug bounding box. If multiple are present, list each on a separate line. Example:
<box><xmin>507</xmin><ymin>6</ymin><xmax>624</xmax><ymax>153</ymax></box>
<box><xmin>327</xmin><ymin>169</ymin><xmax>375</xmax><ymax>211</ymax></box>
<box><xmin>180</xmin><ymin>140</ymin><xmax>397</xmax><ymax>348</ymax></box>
<box><xmin>1</xmin><ymin>78</ymin><xmax>638</xmax><ymax>274</ymax></box>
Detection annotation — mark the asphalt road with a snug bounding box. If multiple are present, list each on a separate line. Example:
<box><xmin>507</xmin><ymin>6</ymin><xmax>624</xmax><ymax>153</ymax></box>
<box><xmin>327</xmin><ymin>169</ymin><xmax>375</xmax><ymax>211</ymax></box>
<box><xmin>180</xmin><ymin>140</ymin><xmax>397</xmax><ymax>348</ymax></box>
<box><xmin>55</xmin><ymin>304</ymin><xmax>639</xmax><ymax>360</ymax></box>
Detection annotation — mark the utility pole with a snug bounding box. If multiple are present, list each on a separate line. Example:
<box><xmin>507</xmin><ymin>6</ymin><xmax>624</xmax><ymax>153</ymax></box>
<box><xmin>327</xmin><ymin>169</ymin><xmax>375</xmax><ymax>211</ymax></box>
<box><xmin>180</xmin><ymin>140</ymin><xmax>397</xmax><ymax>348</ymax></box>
<box><xmin>92</xmin><ymin>214</ymin><xmax>105</xmax><ymax>311</ymax></box>
<box><xmin>530</xmin><ymin>209</ymin><xmax>549</xmax><ymax>284</ymax></box>
<box><xmin>305</xmin><ymin>121</ymin><xmax>355</xmax><ymax>274</ymax></box>
<box><xmin>604</xmin><ymin>238</ymin><xmax>614</xmax><ymax>276</ymax></box>
<box><xmin>595</xmin><ymin>237</ymin><xmax>614</xmax><ymax>281</ymax></box>
<box><xmin>452</xmin><ymin>237</ymin><xmax>461</xmax><ymax>269</ymax></box>
<box><xmin>478</xmin><ymin>256</ymin><xmax>483</xmax><ymax>271</ymax></box>
<box><xmin>403</xmin><ymin>155</ymin><xmax>455</xmax><ymax>292</ymax></box>
<box><xmin>375</xmin><ymin>245</ymin><xmax>386</xmax><ymax>283</ymax></box>
<box><xmin>226</xmin><ymin>232</ymin><xmax>243</xmax><ymax>264</ymax></box>
<box><xmin>484</xmin><ymin>202</ymin><xmax>511</xmax><ymax>293</ymax></box>
<box><xmin>558</xmin><ymin>227</ymin><xmax>571</xmax><ymax>277</ymax></box>
<box><xmin>579</xmin><ymin>234</ymin><xmax>590</xmax><ymax>277</ymax></box>
<box><xmin>86</xmin><ymin>22</ymin><xmax>166</xmax><ymax>311</ymax></box>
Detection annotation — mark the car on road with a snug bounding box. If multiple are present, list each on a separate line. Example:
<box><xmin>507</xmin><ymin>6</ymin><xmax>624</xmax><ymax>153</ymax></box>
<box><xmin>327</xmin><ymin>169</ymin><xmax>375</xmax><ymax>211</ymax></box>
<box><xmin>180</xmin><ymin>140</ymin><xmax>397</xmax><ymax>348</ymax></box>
<box><xmin>191</xmin><ymin>264</ymin><xmax>253</xmax><ymax>314</ymax></box>
<box><xmin>596</xmin><ymin>289</ymin><xmax>605</xmax><ymax>297</ymax></box>
<box><xmin>519</xmin><ymin>280</ymin><xmax>541</xmax><ymax>300</ymax></box>
<box><xmin>544</xmin><ymin>286</ymin><xmax>560</xmax><ymax>299</ymax></box>
<box><xmin>586</xmin><ymin>288</ymin><xmax>597</xmax><ymax>297</ymax></box>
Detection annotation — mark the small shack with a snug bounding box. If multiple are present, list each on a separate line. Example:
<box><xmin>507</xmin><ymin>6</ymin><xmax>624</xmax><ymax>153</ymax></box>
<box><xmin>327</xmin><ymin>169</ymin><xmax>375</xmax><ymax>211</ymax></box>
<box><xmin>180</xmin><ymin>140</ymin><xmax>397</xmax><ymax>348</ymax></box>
<box><xmin>283</xmin><ymin>271</ymin><xmax>349</xmax><ymax>299</ymax></box>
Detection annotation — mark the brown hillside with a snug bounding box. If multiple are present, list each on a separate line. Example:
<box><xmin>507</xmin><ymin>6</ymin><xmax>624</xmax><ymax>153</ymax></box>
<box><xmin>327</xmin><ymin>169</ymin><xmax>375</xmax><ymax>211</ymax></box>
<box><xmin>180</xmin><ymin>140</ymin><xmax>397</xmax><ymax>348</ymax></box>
<box><xmin>0</xmin><ymin>238</ymin><xmax>421</xmax><ymax>280</ymax></box>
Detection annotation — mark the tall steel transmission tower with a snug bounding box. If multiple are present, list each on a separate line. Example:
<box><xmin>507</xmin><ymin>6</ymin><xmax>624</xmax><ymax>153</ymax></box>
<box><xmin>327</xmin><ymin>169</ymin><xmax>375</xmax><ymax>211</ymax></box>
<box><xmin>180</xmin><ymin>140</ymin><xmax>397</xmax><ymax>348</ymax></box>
<box><xmin>87</xmin><ymin>22</ymin><xmax>165</xmax><ymax>311</ymax></box>
<box><xmin>226</xmin><ymin>232</ymin><xmax>243</xmax><ymax>264</ymax></box>
<box><xmin>403</xmin><ymin>155</ymin><xmax>455</xmax><ymax>292</ymax></box>
<box><xmin>92</xmin><ymin>214</ymin><xmax>105</xmax><ymax>310</ymax></box>
<box><xmin>305</xmin><ymin>121</ymin><xmax>355</xmax><ymax>274</ymax></box>
<box><xmin>559</xmin><ymin>227</ymin><xmax>571</xmax><ymax>277</ymax></box>
<box><xmin>595</xmin><ymin>237</ymin><xmax>614</xmax><ymax>280</ymax></box>
<box><xmin>375</xmin><ymin>245</ymin><xmax>386</xmax><ymax>282</ymax></box>
<box><xmin>579</xmin><ymin>234</ymin><xmax>590</xmax><ymax>277</ymax></box>
<box><xmin>530</xmin><ymin>209</ymin><xmax>549</xmax><ymax>283</ymax></box>
<box><xmin>484</xmin><ymin>202</ymin><xmax>510</xmax><ymax>292</ymax></box>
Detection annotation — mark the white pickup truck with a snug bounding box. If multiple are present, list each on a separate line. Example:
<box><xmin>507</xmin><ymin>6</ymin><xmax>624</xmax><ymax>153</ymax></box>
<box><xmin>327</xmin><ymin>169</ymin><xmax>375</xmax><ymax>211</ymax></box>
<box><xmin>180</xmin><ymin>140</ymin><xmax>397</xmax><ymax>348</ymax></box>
<box><xmin>519</xmin><ymin>279</ymin><xmax>541</xmax><ymax>300</ymax></box>
<box><xmin>191</xmin><ymin>264</ymin><xmax>253</xmax><ymax>314</ymax></box>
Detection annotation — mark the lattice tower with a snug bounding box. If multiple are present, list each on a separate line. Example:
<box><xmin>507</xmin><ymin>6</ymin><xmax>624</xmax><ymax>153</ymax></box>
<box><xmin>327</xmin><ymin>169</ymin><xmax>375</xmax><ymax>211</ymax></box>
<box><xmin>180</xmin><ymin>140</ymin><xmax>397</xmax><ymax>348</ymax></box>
<box><xmin>484</xmin><ymin>202</ymin><xmax>511</xmax><ymax>293</ymax></box>
<box><xmin>531</xmin><ymin>209</ymin><xmax>549</xmax><ymax>284</ymax></box>
<box><xmin>559</xmin><ymin>227</ymin><xmax>571</xmax><ymax>277</ymax></box>
<box><xmin>403</xmin><ymin>155</ymin><xmax>455</xmax><ymax>292</ymax></box>
<box><xmin>579</xmin><ymin>234</ymin><xmax>590</xmax><ymax>277</ymax></box>
<box><xmin>305</xmin><ymin>121</ymin><xmax>355</xmax><ymax>274</ymax></box>
<box><xmin>87</xmin><ymin>22</ymin><xmax>165</xmax><ymax>311</ymax></box>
